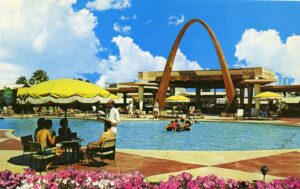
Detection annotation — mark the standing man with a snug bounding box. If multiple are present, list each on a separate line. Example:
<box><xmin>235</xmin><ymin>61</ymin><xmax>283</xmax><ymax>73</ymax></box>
<box><xmin>127</xmin><ymin>101</ymin><xmax>134</xmax><ymax>118</ymax></box>
<box><xmin>153</xmin><ymin>100</ymin><xmax>160</xmax><ymax>119</ymax></box>
<box><xmin>105</xmin><ymin>100</ymin><xmax>120</xmax><ymax>134</ymax></box>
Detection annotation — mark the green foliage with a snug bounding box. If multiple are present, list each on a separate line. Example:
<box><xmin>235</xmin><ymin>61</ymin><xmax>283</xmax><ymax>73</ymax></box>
<box><xmin>15</xmin><ymin>76</ymin><xmax>29</xmax><ymax>87</ymax></box>
<box><xmin>74</xmin><ymin>78</ymin><xmax>90</xmax><ymax>83</ymax></box>
<box><xmin>31</xmin><ymin>69</ymin><xmax>49</xmax><ymax>83</ymax></box>
<box><xmin>275</xmin><ymin>101</ymin><xmax>289</xmax><ymax>114</ymax></box>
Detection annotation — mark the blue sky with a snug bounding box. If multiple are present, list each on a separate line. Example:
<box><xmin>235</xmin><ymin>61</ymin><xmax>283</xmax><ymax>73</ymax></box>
<box><xmin>1</xmin><ymin>0</ymin><xmax>300</xmax><ymax>85</ymax></box>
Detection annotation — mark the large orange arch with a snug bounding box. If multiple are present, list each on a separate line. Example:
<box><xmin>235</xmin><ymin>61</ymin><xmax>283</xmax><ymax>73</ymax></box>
<box><xmin>156</xmin><ymin>18</ymin><xmax>236</xmax><ymax>108</ymax></box>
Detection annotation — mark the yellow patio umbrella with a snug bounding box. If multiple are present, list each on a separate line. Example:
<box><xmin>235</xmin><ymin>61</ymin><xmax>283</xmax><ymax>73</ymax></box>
<box><xmin>166</xmin><ymin>95</ymin><xmax>190</xmax><ymax>102</ymax></box>
<box><xmin>17</xmin><ymin>87</ymin><xmax>30</xmax><ymax>96</ymax></box>
<box><xmin>254</xmin><ymin>91</ymin><xmax>282</xmax><ymax>100</ymax></box>
<box><xmin>166</xmin><ymin>95</ymin><xmax>190</xmax><ymax>115</ymax></box>
<box><xmin>17</xmin><ymin>78</ymin><xmax>110</xmax><ymax>104</ymax></box>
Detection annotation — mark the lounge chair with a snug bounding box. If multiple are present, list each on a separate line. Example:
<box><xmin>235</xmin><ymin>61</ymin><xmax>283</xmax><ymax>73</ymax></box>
<box><xmin>88</xmin><ymin>139</ymin><xmax>116</xmax><ymax>166</ymax></box>
<box><xmin>268</xmin><ymin>110</ymin><xmax>279</xmax><ymax>120</ymax></box>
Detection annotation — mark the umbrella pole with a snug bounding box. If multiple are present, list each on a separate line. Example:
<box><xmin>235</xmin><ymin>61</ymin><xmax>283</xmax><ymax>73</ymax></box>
<box><xmin>64</xmin><ymin>109</ymin><xmax>67</xmax><ymax>118</ymax></box>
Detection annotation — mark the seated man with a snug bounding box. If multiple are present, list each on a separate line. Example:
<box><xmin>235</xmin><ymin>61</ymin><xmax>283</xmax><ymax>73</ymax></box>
<box><xmin>259</xmin><ymin>109</ymin><xmax>268</xmax><ymax>118</ymax></box>
<box><xmin>180</xmin><ymin>118</ymin><xmax>192</xmax><ymax>129</ymax></box>
<box><xmin>58</xmin><ymin>118</ymin><xmax>72</xmax><ymax>141</ymax></box>
<box><xmin>165</xmin><ymin>119</ymin><xmax>179</xmax><ymax>131</ymax></box>
<box><xmin>81</xmin><ymin>121</ymin><xmax>116</xmax><ymax>163</ymax></box>
<box><xmin>36</xmin><ymin>123</ymin><xmax>62</xmax><ymax>170</ymax></box>
<box><xmin>185</xmin><ymin>119</ymin><xmax>192</xmax><ymax>127</ymax></box>
<box><xmin>45</xmin><ymin>119</ymin><xmax>56</xmax><ymax>147</ymax></box>
<box><xmin>165</xmin><ymin>120</ymin><xmax>174</xmax><ymax>129</ymax></box>
<box><xmin>34</xmin><ymin>118</ymin><xmax>45</xmax><ymax>142</ymax></box>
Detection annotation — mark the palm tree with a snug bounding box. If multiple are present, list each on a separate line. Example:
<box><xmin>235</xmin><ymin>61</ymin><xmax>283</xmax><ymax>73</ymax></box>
<box><xmin>31</xmin><ymin>69</ymin><xmax>49</xmax><ymax>83</ymax></box>
<box><xmin>16</xmin><ymin>76</ymin><xmax>29</xmax><ymax>87</ymax></box>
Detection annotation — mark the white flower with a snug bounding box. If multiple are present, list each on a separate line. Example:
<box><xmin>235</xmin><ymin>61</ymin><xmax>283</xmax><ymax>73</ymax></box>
<box><xmin>42</xmin><ymin>179</ymin><xmax>48</xmax><ymax>184</ymax></box>
<box><xmin>92</xmin><ymin>181</ymin><xmax>99</xmax><ymax>186</ymax></box>
<box><xmin>62</xmin><ymin>179</ymin><xmax>68</xmax><ymax>185</ymax></box>
<box><xmin>110</xmin><ymin>181</ymin><xmax>115</xmax><ymax>186</ymax></box>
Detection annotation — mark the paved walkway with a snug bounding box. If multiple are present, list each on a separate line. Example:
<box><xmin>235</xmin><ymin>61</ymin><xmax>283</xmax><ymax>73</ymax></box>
<box><xmin>0</xmin><ymin>117</ymin><xmax>299</xmax><ymax>182</ymax></box>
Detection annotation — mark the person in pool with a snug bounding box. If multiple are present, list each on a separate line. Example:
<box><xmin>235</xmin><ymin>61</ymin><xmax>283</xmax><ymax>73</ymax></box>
<box><xmin>180</xmin><ymin>118</ymin><xmax>192</xmax><ymax>129</ymax></box>
<box><xmin>165</xmin><ymin>119</ymin><xmax>181</xmax><ymax>131</ymax></box>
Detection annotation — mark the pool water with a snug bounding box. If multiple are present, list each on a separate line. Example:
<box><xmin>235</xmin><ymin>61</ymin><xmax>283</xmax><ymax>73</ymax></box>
<box><xmin>0</xmin><ymin>118</ymin><xmax>299</xmax><ymax>151</ymax></box>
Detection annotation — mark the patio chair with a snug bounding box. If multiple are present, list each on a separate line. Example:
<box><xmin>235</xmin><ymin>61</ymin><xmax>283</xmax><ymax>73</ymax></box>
<box><xmin>20</xmin><ymin>135</ymin><xmax>33</xmax><ymax>162</ymax></box>
<box><xmin>28</xmin><ymin>142</ymin><xmax>57</xmax><ymax>171</ymax></box>
<box><xmin>88</xmin><ymin>139</ymin><xmax>116</xmax><ymax>166</ymax></box>
<box><xmin>235</xmin><ymin>109</ymin><xmax>244</xmax><ymax>119</ymax></box>
<box><xmin>61</xmin><ymin>141</ymin><xmax>81</xmax><ymax>164</ymax></box>
<box><xmin>268</xmin><ymin>110</ymin><xmax>279</xmax><ymax>120</ymax></box>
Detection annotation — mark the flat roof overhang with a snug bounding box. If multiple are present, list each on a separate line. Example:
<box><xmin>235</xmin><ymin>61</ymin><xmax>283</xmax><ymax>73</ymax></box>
<box><xmin>139</xmin><ymin>67</ymin><xmax>277</xmax><ymax>89</ymax></box>
<box><xmin>106</xmin><ymin>87</ymin><xmax>157</xmax><ymax>93</ymax></box>
<box><xmin>262</xmin><ymin>85</ymin><xmax>300</xmax><ymax>92</ymax></box>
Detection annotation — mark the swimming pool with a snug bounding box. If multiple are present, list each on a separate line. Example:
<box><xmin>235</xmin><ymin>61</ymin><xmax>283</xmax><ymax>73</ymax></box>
<box><xmin>0</xmin><ymin>118</ymin><xmax>299</xmax><ymax>151</ymax></box>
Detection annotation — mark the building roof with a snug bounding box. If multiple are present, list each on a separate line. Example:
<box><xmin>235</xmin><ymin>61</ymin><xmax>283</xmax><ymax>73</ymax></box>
<box><xmin>139</xmin><ymin>67</ymin><xmax>277</xmax><ymax>88</ymax></box>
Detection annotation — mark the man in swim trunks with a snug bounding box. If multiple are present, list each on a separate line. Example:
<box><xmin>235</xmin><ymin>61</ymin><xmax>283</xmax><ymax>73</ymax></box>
<box><xmin>36</xmin><ymin>121</ymin><xmax>62</xmax><ymax>170</ymax></box>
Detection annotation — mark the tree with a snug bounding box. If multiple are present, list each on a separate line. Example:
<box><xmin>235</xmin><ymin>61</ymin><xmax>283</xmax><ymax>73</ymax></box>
<box><xmin>74</xmin><ymin>78</ymin><xmax>90</xmax><ymax>83</ymax></box>
<box><xmin>31</xmin><ymin>70</ymin><xmax>49</xmax><ymax>83</ymax></box>
<box><xmin>15</xmin><ymin>76</ymin><xmax>29</xmax><ymax>87</ymax></box>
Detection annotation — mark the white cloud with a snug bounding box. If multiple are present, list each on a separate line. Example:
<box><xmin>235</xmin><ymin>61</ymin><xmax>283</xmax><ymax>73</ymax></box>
<box><xmin>0</xmin><ymin>0</ymin><xmax>100</xmax><ymax>85</ymax></box>
<box><xmin>120</xmin><ymin>15</ymin><xmax>129</xmax><ymax>20</ymax></box>
<box><xmin>87</xmin><ymin>0</ymin><xmax>130</xmax><ymax>11</ymax></box>
<box><xmin>96</xmin><ymin>36</ymin><xmax>202</xmax><ymax>86</ymax></box>
<box><xmin>234</xmin><ymin>29</ymin><xmax>300</xmax><ymax>84</ymax></box>
<box><xmin>113</xmin><ymin>22</ymin><xmax>131</xmax><ymax>34</ymax></box>
<box><xmin>68</xmin><ymin>9</ymin><xmax>98</xmax><ymax>37</ymax></box>
<box><xmin>32</xmin><ymin>29</ymin><xmax>50</xmax><ymax>53</ymax></box>
<box><xmin>168</xmin><ymin>15</ymin><xmax>185</xmax><ymax>26</ymax></box>
<box><xmin>0</xmin><ymin>62</ymin><xmax>23</xmax><ymax>85</ymax></box>
<box><xmin>120</xmin><ymin>14</ymin><xmax>136</xmax><ymax>21</ymax></box>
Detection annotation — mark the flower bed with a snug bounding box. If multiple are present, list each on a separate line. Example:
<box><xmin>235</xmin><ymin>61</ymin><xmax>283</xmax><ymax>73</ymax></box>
<box><xmin>0</xmin><ymin>169</ymin><xmax>299</xmax><ymax>189</ymax></box>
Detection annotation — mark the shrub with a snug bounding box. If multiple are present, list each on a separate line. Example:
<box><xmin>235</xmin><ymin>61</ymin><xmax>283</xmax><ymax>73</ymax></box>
<box><xmin>0</xmin><ymin>169</ymin><xmax>299</xmax><ymax>189</ymax></box>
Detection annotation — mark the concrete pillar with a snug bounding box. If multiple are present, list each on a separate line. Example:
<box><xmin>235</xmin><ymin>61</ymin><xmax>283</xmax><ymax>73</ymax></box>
<box><xmin>214</xmin><ymin>89</ymin><xmax>217</xmax><ymax>107</ymax></box>
<box><xmin>240</xmin><ymin>87</ymin><xmax>245</xmax><ymax>108</ymax></box>
<box><xmin>254</xmin><ymin>84</ymin><xmax>261</xmax><ymax>110</ymax></box>
<box><xmin>138</xmin><ymin>86</ymin><xmax>144</xmax><ymax>110</ymax></box>
<box><xmin>170</xmin><ymin>87</ymin><xmax>175</xmax><ymax>96</ymax></box>
<box><xmin>196</xmin><ymin>88</ymin><xmax>201</xmax><ymax>109</ymax></box>
<box><xmin>123</xmin><ymin>93</ymin><xmax>127</xmax><ymax>105</ymax></box>
<box><xmin>247</xmin><ymin>85</ymin><xmax>253</xmax><ymax>109</ymax></box>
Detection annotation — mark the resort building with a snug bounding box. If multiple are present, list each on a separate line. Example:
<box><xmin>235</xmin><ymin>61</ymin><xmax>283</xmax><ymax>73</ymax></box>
<box><xmin>138</xmin><ymin>67</ymin><xmax>277</xmax><ymax>110</ymax></box>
